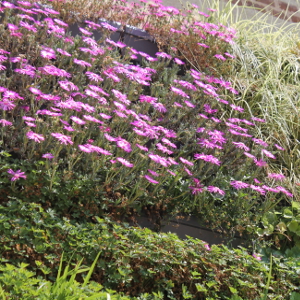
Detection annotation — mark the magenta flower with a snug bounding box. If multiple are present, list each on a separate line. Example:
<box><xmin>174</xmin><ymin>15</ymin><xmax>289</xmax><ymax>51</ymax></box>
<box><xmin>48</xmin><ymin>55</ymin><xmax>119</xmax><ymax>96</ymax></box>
<box><xmin>276</xmin><ymin>186</ymin><xmax>293</xmax><ymax>197</ymax></box>
<box><xmin>42</xmin><ymin>153</ymin><xmax>54</xmax><ymax>159</ymax></box>
<box><xmin>251</xmin><ymin>117</ymin><xmax>266</xmax><ymax>123</ymax></box>
<box><xmin>252</xmin><ymin>138</ymin><xmax>268</xmax><ymax>148</ymax></box>
<box><xmin>0</xmin><ymin>119</ymin><xmax>12</xmax><ymax>126</ymax></box>
<box><xmin>262</xmin><ymin>149</ymin><xmax>276</xmax><ymax>159</ymax></box>
<box><xmin>40</xmin><ymin>49</ymin><xmax>56</xmax><ymax>60</ymax></box>
<box><xmin>78</xmin><ymin>144</ymin><xmax>93</xmax><ymax>153</ymax></box>
<box><xmin>156</xmin><ymin>143</ymin><xmax>173</xmax><ymax>155</ymax></box>
<box><xmin>26</xmin><ymin>131</ymin><xmax>45</xmax><ymax>143</ymax></box>
<box><xmin>179</xmin><ymin>157</ymin><xmax>194</xmax><ymax>166</ymax></box>
<box><xmin>101</xmin><ymin>22</ymin><xmax>118</xmax><ymax>32</ymax></box>
<box><xmin>152</xmin><ymin>102</ymin><xmax>167</xmax><ymax>113</ymax></box>
<box><xmin>194</xmin><ymin>153</ymin><xmax>221</xmax><ymax>165</ymax></box>
<box><xmin>250</xmin><ymin>185</ymin><xmax>266</xmax><ymax>195</ymax></box>
<box><xmin>189</xmin><ymin>178</ymin><xmax>204</xmax><ymax>194</ymax></box>
<box><xmin>7</xmin><ymin>169</ymin><xmax>26</xmax><ymax>181</ymax></box>
<box><xmin>40</xmin><ymin>65</ymin><xmax>71</xmax><ymax>78</ymax></box>
<box><xmin>0</xmin><ymin>100</ymin><xmax>16</xmax><ymax>111</ymax></box>
<box><xmin>255</xmin><ymin>159</ymin><xmax>267</xmax><ymax>167</ymax></box>
<box><xmin>197</xmin><ymin>43</ymin><xmax>210</xmax><ymax>48</ymax></box>
<box><xmin>148</xmin><ymin>154</ymin><xmax>170</xmax><ymax>167</ymax></box>
<box><xmin>57</xmin><ymin>48</ymin><xmax>72</xmax><ymax>57</ymax></box>
<box><xmin>148</xmin><ymin>169</ymin><xmax>159</xmax><ymax>177</ymax></box>
<box><xmin>214</xmin><ymin>54</ymin><xmax>226</xmax><ymax>61</ymax></box>
<box><xmin>51</xmin><ymin>133</ymin><xmax>73</xmax><ymax>145</ymax></box>
<box><xmin>232</xmin><ymin>142</ymin><xmax>250</xmax><ymax>152</ymax></box>
<box><xmin>70</xmin><ymin>116</ymin><xmax>86</xmax><ymax>125</ymax></box>
<box><xmin>73</xmin><ymin>58</ymin><xmax>92</xmax><ymax>67</ymax></box>
<box><xmin>170</xmin><ymin>86</ymin><xmax>190</xmax><ymax>98</ymax></box>
<box><xmin>174</xmin><ymin>58</ymin><xmax>185</xmax><ymax>65</ymax></box>
<box><xmin>274</xmin><ymin>144</ymin><xmax>285</xmax><ymax>151</ymax></box>
<box><xmin>136</xmin><ymin>144</ymin><xmax>148</xmax><ymax>152</ymax></box>
<box><xmin>116</xmin><ymin>157</ymin><xmax>133</xmax><ymax>168</ymax></box>
<box><xmin>230</xmin><ymin>181</ymin><xmax>249</xmax><ymax>189</ymax></box>
<box><xmin>116</xmin><ymin>138</ymin><xmax>132</xmax><ymax>153</ymax></box>
<box><xmin>86</xmin><ymin>71</ymin><xmax>103</xmax><ymax>82</ymax></box>
<box><xmin>268</xmin><ymin>173</ymin><xmax>285</xmax><ymax>181</ymax></box>
<box><xmin>204</xmin><ymin>244</ymin><xmax>211</xmax><ymax>251</ymax></box>
<box><xmin>28</xmin><ymin>87</ymin><xmax>42</xmax><ymax>95</ymax></box>
<box><xmin>252</xmin><ymin>253</ymin><xmax>261</xmax><ymax>261</ymax></box>
<box><xmin>139</xmin><ymin>95</ymin><xmax>157</xmax><ymax>104</ymax></box>
<box><xmin>207</xmin><ymin>186</ymin><xmax>225</xmax><ymax>196</ymax></box>
<box><xmin>144</xmin><ymin>175</ymin><xmax>159</xmax><ymax>184</ymax></box>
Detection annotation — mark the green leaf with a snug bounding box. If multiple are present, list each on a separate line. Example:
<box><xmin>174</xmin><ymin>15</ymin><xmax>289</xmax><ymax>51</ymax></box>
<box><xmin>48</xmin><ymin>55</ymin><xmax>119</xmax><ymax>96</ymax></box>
<box><xmin>276</xmin><ymin>222</ymin><xmax>287</xmax><ymax>233</ymax></box>
<box><xmin>195</xmin><ymin>283</ymin><xmax>207</xmax><ymax>292</ymax></box>
<box><xmin>287</xmin><ymin>220</ymin><xmax>299</xmax><ymax>233</ymax></box>
<box><xmin>229</xmin><ymin>286</ymin><xmax>238</xmax><ymax>294</ymax></box>
<box><xmin>292</xmin><ymin>202</ymin><xmax>300</xmax><ymax>211</ymax></box>
<box><xmin>283</xmin><ymin>208</ymin><xmax>293</xmax><ymax>218</ymax></box>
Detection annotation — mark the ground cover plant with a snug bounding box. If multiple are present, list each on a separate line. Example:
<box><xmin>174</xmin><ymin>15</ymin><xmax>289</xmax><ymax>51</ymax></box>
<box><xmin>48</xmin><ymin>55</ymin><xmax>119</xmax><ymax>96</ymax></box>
<box><xmin>0</xmin><ymin>0</ymin><xmax>293</xmax><ymax>232</ymax></box>
<box><xmin>0</xmin><ymin>0</ymin><xmax>299</xmax><ymax>298</ymax></box>
<box><xmin>0</xmin><ymin>198</ymin><xmax>299</xmax><ymax>299</ymax></box>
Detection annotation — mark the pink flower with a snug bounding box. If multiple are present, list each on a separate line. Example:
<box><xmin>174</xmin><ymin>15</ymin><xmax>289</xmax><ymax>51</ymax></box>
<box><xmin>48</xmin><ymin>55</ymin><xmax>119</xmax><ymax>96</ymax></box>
<box><xmin>250</xmin><ymin>185</ymin><xmax>266</xmax><ymax>195</ymax></box>
<box><xmin>42</xmin><ymin>153</ymin><xmax>54</xmax><ymax>159</ymax></box>
<box><xmin>7</xmin><ymin>169</ymin><xmax>26</xmax><ymax>181</ymax></box>
<box><xmin>148</xmin><ymin>154</ymin><xmax>170</xmax><ymax>167</ymax></box>
<box><xmin>57</xmin><ymin>48</ymin><xmax>72</xmax><ymax>56</ymax></box>
<box><xmin>251</xmin><ymin>117</ymin><xmax>266</xmax><ymax>123</ymax></box>
<box><xmin>0</xmin><ymin>119</ymin><xmax>12</xmax><ymax>126</ymax></box>
<box><xmin>40</xmin><ymin>49</ymin><xmax>56</xmax><ymax>60</ymax></box>
<box><xmin>116</xmin><ymin>157</ymin><xmax>133</xmax><ymax>168</ymax></box>
<box><xmin>86</xmin><ymin>71</ymin><xmax>103</xmax><ymax>82</ymax></box>
<box><xmin>207</xmin><ymin>186</ymin><xmax>225</xmax><ymax>196</ymax></box>
<box><xmin>204</xmin><ymin>244</ymin><xmax>211</xmax><ymax>251</ymax></box>
<box><xmin>156</xmin><ymin>143</ymin><xmax>173</xmax><ymax>155</ymax></box>
<box><xmin>70</xmin><ymin>116</ymin><xmax>85</xmax><ymax>125</ymax></box>
<box><xmin>194</xmin><ymin>153</ymin><xmax>221</xmax><ymax>165</ymax></box>
<box><xmin>148</xmin><ymin>169</ymin><xmax>159</xmax><ymax>177</ymax></box>
<box><xmin>214</xmin><ymin>54</ymin><xmax>226</xmax><ymax>61</ymax></box>
<box><xmin>51</xmin><ymin>133</ymin><xmax>73</xmax><ymax>145</ymax></box>
<box><xmin>179</xmin><ymin>157</ymin><xmax>194</xmax><ymax>166</ymax></box>
<box><xmin>170</xmin><ymin>86</ymin><xmax>190</xmax><ymax>98</ymax></box>
<box><xmin>116</xmin><ymin>138</ymin><xmax>132</xmax><ymax>153</ymax></box>
<box><xmin>252</xmin><ymin>138</ymin><xmax>268</xmax><ymax>148</ymax></box>
<box><xmin>230</xmin><ymin>104</ymin><xmax>244</xmax><ymax>112</ymax></box>
<box><xmin>197</xmin><ymin>43</ymin><xmax>210</xmax><ymax>48</ymax></box>
<box><xmin>230</xmin><ymin>180</ymin><xmax>249</xmax><ymax>189</ymax></box>
<box><xmin>78</xmin><ymin>144</ymin><xmax>93</xmax><ymax>153</ymax></box>
<box><xmin>136</xmin><ymin>144</ymin><xmax>148</xmax><ymax>152</ymax></box>
<box><xmin>26</xmin><ymin>131</ymin><xmax>45</xmax><ymax>143</ymax></box>
<box><xmin>152</xmin><ymin>102</ymin><xmax>167</xmax><ymax>113</ymax></box>
<box><xmin>252</xmin><ymin>253</ymin><xmax>261</xmax><ymax>261</ymax></box>
<box><xmin>0</xmin><ymin>100</ymin><xmax>16</xmax><ymax>111</ymax></box>
<box><xmin>232</xmin><ymin>142</ymin><xmax>249</xmax><ymax>152</ymax></box>
<box><xmin>262</xmin><ymin>149</ymin><xmax>276</xmax><ymax>159</ymax></box>
<box><xmin>144</xmin><ymin>175</ymin><xmax>159</xmax><ymax>184</ymax></box>
<box><xmin>174</xmin><ymin>58</ymin><xmax>185</xmax><ymax>65</ymax></box>
<box><xmin>268</xmin><ymin>173</ymin><xmax>285</xmax><ymax>180</ymax></box>
<box><xmin>139</xmin><ymin>95</ymin><xmax>157</xmax><ymax>104</ymax></box>
<box><xmin>274</xmin><ymin>144</ymin><xmax>285</xmax><ymax>151</ymax></box>
<box><xmin>255</xmin><ymin>159</ymin><xmax>267</xmax><ymax>167</ymax></box>
<box><xmin>73</xmin><ymin>58</ymin><xmax>92</xmax><ymax>67</ymax></box>
<box><xmin>276</xmin><ymin>186</ymin><xmax>293</xmax><ymax>197</ymax></box>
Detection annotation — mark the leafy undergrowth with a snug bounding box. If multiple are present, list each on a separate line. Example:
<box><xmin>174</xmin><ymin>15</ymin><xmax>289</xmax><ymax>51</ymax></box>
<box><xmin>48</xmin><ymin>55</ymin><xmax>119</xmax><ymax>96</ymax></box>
<box><xmin>0</xmin><ymin>198</ymin><xmax>300</xmax><ymax>299</ymax></box>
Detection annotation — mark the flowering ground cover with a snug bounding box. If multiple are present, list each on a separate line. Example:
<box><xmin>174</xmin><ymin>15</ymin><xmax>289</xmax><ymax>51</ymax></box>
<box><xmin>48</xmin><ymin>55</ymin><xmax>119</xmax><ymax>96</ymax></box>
<box><xmin>0</xmin><ymin>0</ymin><xmax>299</xmax><ymax>298</ymax></box>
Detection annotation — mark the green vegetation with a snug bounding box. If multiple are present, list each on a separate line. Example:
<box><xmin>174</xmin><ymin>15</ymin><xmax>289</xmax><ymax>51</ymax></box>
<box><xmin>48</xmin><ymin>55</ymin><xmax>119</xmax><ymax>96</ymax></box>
<box><xmin>0</xmin><ymin>0</ymin><xmax>300</xmax><ymax>298</ymax></box>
